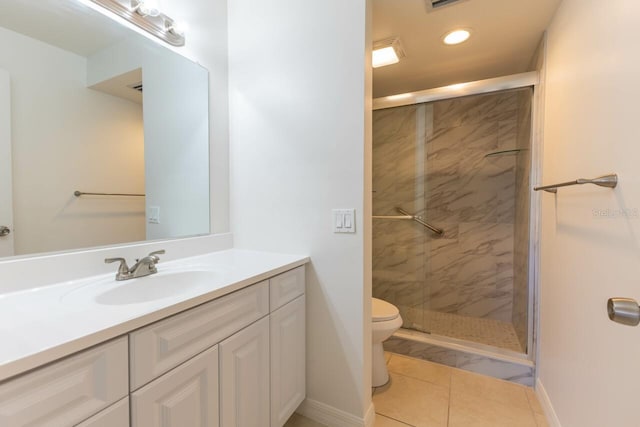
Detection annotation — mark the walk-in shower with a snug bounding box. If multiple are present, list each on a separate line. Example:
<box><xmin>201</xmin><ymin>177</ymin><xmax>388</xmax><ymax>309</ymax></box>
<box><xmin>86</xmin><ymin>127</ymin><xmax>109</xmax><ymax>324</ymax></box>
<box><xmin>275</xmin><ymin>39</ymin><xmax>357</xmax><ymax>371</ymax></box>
<box><xmin>372</xmin><ymin>77</ymin><xmax>536</xmax><ymax>362</ymax></box>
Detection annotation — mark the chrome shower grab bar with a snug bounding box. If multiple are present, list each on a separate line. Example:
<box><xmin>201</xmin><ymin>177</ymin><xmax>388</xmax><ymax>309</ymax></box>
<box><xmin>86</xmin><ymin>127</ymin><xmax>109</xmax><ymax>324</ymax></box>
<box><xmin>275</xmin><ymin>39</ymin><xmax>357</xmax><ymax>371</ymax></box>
<box><xmin>372</xmin><ymin>215</ymin><xmax>413</xmax><ymax>220</ymax></box>
<box><xmin>373</xmin><ymin>208</ymin><xmax>444</xmax><ymax>236</ymax></box>
<box><xmin>396</xmin><ymin>208</ymin><xmax>444</xmax><ymax>236</ymax></box>
<box><xmin>74</xmin><ymin>190</ymin><xmax>146</xmax><ymax>197</ymax></box>
<box><xmin>533</xmin><ymin>173</ymin><xmax>618</xmax><ymax>194</ymax></box>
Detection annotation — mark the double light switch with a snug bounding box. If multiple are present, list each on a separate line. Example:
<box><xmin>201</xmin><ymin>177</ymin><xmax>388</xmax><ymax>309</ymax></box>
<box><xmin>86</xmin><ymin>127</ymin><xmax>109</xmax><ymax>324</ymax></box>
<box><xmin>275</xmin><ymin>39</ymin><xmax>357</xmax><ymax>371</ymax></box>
<box><xmin>333</xmin><ymin>209</ymin><xmax>356</xmax><ymax>233</ymax></box>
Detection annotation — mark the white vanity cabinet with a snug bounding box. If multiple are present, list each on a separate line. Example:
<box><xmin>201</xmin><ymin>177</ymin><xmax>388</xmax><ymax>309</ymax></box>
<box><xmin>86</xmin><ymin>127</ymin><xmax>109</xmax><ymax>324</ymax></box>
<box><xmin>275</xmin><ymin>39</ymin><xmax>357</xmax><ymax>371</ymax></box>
<box><xmin>0</xmin><ymin>337</ymin><xmax>128</xmax><ymax>427</ymax></box>
<box><xmin>129</xmin><ymin>281</ymin><xmax>270</xmax><ymax>390</ymax></box>
<box><xmin>0</xmin><ymin>264</ymin><xmax>306</xmax><ymax>427</ymax></box>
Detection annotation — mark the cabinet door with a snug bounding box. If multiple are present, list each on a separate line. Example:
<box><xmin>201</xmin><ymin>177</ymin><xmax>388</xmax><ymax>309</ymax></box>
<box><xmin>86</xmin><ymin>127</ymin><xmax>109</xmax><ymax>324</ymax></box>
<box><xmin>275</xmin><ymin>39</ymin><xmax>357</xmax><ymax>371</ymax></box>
<box><xmin>220</xmin><ymin>317</ymin><xmax>270</xmax><ymax>427</ymax></box>
<box><xmin>270</xmin><ymin>296</ymin><xmax>306</xmax><ymax>427</ymax></box>
<box><xmin>76</xmin><ymin>397</ymin><xmax>129</xmax><ymax>427</ymax></box>
<box><xmin>131</xmin><ymin>345</ymin><xmax>219</xmax><ymax>427</ymax></box>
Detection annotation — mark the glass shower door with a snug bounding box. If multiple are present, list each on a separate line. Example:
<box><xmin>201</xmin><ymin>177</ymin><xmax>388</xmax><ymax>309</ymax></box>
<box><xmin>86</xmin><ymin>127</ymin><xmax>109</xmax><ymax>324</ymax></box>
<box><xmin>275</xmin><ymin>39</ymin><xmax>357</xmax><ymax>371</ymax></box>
<box><xmin>372</xmin><ymin>103</ymin><xmax>430</xmax><ymax>333</ymax></box>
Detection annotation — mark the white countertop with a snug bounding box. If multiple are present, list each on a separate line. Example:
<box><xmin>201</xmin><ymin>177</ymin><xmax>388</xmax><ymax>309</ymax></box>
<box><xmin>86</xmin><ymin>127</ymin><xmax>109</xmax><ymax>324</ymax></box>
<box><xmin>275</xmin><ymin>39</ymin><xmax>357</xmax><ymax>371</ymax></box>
<box><xmin>0</xmin><ymin>249</ymin><xmax>309</xmax><ymax>382</ymax></box>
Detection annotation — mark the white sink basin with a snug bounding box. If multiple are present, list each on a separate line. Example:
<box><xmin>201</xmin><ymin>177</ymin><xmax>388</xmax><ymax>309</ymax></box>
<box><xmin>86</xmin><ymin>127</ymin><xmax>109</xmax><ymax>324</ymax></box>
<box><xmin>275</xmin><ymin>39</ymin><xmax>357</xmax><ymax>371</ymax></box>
<box><xmin>61</xmin><ymin>270</ymin><xmax>216</xmax><ymax>305</ymax></box>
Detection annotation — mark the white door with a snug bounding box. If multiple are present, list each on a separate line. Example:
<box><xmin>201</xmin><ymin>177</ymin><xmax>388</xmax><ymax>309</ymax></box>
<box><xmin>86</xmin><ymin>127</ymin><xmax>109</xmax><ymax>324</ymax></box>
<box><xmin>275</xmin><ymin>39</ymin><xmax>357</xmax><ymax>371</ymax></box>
<box><xmin>0</xmin><ymin>68</ymin><xmax>13</xmax><ymax>256</ymax></box>
<box><xmin>220</xmin><ymin>316</ymin><xmax>270</xmax><ymax>427</ymax></box>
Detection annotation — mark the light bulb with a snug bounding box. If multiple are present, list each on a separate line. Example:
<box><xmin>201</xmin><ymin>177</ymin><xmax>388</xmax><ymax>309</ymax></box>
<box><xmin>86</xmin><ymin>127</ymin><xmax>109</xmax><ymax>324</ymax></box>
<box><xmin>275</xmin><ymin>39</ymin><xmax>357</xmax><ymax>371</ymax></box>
<box><xmin>168</xmin><ymin>21</ymin><xmax>188</xmax><ymax>37</ymax></box>
<box><xmin>135</xmin><ymin>0</ymin><xmax>161</xmax><ymax>17</ymax></box>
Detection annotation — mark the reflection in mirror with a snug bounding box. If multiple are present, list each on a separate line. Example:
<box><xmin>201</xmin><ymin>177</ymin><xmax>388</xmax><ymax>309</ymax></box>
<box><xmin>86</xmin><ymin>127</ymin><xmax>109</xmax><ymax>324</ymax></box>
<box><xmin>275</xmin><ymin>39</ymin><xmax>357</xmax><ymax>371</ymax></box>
<box><xmin>0</xmin><ymin>0</ymin><xmax>210</xmax><ymax>258</ymax></box>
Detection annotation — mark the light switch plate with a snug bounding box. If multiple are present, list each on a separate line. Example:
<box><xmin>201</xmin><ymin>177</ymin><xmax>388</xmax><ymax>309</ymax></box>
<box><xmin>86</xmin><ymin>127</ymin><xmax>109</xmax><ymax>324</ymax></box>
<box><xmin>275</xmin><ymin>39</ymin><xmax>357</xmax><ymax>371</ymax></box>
<box><xmin>148</xmin><ymin>206</ymin><xmax>160</xmax><ymax>224</ymax></box>
<box><xmin>333</xmin><ymin>209</ymin><xmax>356</xmax><ymax>233</ymax></box>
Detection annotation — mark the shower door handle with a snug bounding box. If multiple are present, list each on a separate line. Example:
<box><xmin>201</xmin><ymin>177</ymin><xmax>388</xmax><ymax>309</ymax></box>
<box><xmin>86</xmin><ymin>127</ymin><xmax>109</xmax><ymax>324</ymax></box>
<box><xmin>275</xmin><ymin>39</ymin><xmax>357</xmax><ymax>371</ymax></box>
<box><xmin>0</xmin><ymin>226</ymin><xmax>9</xmax><ymax>237</ymax></box>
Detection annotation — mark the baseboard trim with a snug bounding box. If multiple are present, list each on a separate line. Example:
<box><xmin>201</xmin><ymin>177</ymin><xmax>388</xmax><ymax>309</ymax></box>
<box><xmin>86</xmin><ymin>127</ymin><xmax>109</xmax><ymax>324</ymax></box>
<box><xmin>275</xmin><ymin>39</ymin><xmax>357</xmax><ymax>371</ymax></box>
<box><xmin>297</xmin><ymin>398</ymin><xmax>375</xmax><ymax>427</ymax></box>
<box><xmin>536</xmin><ymin>378</ymin><xmax>562</xmax><ymax>427</ymax></box>
<box><xmin>364</xmin><ymin>402</ymin><xmax>376</xmax><ymax>427</ymax></box>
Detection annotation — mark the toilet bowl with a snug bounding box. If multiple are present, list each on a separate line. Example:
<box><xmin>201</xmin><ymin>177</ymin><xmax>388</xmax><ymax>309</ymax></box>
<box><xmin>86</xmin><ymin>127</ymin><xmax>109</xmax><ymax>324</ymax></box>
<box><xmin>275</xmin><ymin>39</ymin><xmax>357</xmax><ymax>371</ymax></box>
<box><xmin>372</xmin><ymin>298</ymin><xmax>403</xmax><ymax>387</ymax></box>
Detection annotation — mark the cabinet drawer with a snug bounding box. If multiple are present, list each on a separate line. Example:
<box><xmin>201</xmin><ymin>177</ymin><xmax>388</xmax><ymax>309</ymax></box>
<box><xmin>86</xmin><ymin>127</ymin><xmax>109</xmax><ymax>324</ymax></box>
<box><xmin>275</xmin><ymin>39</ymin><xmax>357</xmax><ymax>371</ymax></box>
<box><xmin>0</xmin><ymin>337</ymin><xmax>128</xmax><ymax>427</ymax></box>
<box><xmin>76</xmin><ymin>397</ymin><xmax>129</xmax><ymax>427</ymax></box>
<box><xmin>130</xmin><ymin>281</ymin><xmax>269</xmax><ymax>390</ymax></box>
<box><xmin>270</xmin><ymin>266</ymin><xmax>305</xmax><ymax>311</ymax></box>
<box><xmin>132</xmin><ymin>345</ymin><xmax>219</xmax><ymax>427</ymax></box>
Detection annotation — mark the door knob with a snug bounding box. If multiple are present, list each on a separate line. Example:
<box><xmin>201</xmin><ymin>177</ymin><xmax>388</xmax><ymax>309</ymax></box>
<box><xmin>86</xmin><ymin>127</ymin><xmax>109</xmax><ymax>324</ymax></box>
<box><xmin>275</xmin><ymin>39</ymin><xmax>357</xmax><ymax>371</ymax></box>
<box><xmin>0</xmin><ymin>226</ymin><xmax>9</xmax><ymax>237</ymax></box>
<box><xmin>607</xmin><ymin>298</ymin><xmax>640</xmax><ymax>326</ymax></box>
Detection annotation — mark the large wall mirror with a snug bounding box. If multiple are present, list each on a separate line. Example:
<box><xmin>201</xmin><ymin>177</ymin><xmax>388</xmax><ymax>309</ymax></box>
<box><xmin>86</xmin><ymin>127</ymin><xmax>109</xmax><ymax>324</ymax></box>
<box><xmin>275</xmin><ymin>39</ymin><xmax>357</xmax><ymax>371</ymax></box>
<box><xmin>0</xmin><ymin>0</ymin><xmax>210</xmax><ymax>258</ymax></box>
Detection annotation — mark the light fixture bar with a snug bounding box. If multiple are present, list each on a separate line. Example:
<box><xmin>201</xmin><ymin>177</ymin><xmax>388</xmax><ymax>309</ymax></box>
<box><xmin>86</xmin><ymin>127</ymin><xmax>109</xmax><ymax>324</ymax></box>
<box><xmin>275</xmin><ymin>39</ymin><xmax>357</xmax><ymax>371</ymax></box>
<box><xmin>88</xmin><ymin>0</ymin><xmax>185</xmax><ymax>46</ymax></box>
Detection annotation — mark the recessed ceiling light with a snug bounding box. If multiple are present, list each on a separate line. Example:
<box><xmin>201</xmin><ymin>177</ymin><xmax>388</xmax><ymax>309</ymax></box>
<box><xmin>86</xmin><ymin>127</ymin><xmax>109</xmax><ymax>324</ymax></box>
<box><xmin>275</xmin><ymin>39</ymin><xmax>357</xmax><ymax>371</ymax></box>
<box><xmin>442</xmin><ymin>29</ymin><xmax>471</xmax><ymax>45</ymax></box>
<box><xmin>373</xmin><ymin>38</ymin><xmax>405</xmax><ymax>68</ymax></box>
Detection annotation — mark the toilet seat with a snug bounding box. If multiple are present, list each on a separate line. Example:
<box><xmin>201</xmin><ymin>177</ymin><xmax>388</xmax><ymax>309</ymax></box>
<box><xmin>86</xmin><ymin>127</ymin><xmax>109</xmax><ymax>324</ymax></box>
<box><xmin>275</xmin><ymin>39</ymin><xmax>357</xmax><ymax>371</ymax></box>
<box><xmin>372</xmin><ymin>298</ymin><xmax>399</xmax><ymax>322</ymax></box>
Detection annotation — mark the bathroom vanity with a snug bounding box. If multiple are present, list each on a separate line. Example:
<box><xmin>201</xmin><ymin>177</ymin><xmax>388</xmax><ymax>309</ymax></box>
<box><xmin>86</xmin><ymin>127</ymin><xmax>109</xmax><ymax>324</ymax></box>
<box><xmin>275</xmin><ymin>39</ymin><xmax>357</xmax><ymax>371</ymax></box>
<box><xmin>0</xmin><ymin>250</ymin><xmax>308</xmax><ymax>427</ymax></box>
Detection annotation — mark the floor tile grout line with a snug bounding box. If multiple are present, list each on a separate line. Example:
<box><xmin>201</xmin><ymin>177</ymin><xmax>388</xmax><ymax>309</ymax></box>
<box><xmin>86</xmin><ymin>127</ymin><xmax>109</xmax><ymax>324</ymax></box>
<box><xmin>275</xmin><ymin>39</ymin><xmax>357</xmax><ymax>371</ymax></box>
<box><xmin>386</xmin><ymin>369</ymin><xmax>451</xmax><ymax>390</ymax></box>
<box><xmin>375</xmin><ymin>412</ymin><xmax>417</xmax><ymax>427</ymax></box>
<box><xmin>386</xmin><ymin>352</ymin><xmax>454</xmax><ymax>388</ymax></box>
<box><xmin>387</xmin><ymin>365</ymin><xmax>452</xmax><ymax>387</ymax></box>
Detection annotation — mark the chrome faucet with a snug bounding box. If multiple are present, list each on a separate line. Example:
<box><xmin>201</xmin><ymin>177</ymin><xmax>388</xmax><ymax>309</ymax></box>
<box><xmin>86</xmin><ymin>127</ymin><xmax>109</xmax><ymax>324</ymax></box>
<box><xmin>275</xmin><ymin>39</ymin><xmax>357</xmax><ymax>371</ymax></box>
<box><xmin>105</xmin><ymin>250</ymin><xmax>165</xmax><ymax>281</ymax></box>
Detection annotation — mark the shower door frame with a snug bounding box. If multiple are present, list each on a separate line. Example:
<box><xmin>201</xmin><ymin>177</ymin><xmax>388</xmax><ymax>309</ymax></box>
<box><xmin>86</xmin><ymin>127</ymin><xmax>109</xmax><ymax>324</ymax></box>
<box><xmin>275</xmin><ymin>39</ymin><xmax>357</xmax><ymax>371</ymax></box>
<box><xmin>372</xmin><ymin>71</ymin><xmax>542</xmax><ymax>362</ymax></box>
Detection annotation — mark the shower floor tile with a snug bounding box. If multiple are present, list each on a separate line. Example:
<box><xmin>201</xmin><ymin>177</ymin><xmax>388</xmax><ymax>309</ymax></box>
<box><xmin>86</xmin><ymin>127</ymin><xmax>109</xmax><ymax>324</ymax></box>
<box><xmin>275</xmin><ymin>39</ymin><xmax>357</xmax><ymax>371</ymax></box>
<box><xmin>425</xmin><ymin>311</ymin><xmax>523</xmax><ymax>353</ymax></box>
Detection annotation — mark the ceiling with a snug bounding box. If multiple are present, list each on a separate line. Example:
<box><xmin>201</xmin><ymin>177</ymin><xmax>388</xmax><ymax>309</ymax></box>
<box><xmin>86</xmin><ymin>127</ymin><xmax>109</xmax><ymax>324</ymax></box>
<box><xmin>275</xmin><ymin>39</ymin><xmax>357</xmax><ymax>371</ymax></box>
<box><xmin>372</xmin><ymin>0</ymin><xmax>562</xmax><ymax>98</ymax></box>
<box><xmin>0</xmin><ymin>0</ymin><xmax>130</xmax><ymax>57</ymax></box>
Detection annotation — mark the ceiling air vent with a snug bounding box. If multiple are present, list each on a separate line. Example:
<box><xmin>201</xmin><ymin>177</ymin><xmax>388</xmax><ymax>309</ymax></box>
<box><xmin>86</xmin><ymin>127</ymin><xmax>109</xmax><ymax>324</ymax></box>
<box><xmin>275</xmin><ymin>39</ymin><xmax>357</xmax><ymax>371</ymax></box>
<box><xmin>128</xmin><ymin>82</ymin><xmax>143</xmax><ymax>93</ymax></box>
<box><xmin>425</xmin><ymin>0</ymin><xmax>470</xmax><ymax>12</ymax></box>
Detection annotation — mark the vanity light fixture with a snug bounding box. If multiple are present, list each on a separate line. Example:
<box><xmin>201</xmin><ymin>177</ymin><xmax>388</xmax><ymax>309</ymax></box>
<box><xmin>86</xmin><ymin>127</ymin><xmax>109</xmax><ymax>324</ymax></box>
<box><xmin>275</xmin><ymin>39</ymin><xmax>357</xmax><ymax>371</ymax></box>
<box><xmin>373</xmin><ymin>38</ymin><xmax>405</xmax><ymax>68</ymax></box>
<box><xmin>86</xmin><ymin>0</ymin><xmax>186</xmax><ymax>46</ymax></box>
<box><xmin>442</xmin><ymin>29</ymin><xmax>471</xmax><ymax>45</ymax></box>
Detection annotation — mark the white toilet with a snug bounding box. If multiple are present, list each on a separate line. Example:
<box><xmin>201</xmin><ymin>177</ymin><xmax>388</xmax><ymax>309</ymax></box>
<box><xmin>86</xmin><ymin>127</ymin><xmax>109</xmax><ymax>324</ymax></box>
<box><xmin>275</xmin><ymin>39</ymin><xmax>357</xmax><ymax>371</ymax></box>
<box><xmin>372</xmin><ymin>298</ymin><xmax>403</xmax><ymax>387</ymax></box>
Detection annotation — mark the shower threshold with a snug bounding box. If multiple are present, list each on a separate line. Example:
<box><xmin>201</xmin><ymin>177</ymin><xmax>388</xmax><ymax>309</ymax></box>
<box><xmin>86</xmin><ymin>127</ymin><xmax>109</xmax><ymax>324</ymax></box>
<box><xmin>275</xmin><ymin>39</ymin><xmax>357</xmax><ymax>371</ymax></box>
<box><xmin>393</xmin><ymin>327</ymin><xmax>533</xmax><ymax>367</ymax></box>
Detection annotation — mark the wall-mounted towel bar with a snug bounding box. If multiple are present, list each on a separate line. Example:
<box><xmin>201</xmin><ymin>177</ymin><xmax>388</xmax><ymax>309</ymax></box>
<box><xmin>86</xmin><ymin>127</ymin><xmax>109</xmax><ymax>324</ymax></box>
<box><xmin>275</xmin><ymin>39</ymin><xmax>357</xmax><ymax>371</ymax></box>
<box><xmin>74</xmin><ymin>191</ymin><xmax>146</xmax><ymax>197</ymax></box>
<box><xmin>533</xmin><ymin>174</ymin><xmax>618</xmax><ymax>193</ymax></box>
<box><xmin>373</xmin><ymin>207</ymin><xmax>444</xmax><ymax>236</ymax></box>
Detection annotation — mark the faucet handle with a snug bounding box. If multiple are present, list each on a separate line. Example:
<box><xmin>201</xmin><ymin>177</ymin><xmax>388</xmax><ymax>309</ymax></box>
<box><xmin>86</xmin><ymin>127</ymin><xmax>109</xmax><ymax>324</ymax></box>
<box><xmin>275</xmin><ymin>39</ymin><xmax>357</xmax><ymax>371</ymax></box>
<box><xmin>148</xmin><ymin>249</ymin><xmax>165</xmax><ymax>263</ymax></box>
<box><xmin>105</xmin><ymin>257</ymin><xmax>130</xmax><ymax>275</ymax></box>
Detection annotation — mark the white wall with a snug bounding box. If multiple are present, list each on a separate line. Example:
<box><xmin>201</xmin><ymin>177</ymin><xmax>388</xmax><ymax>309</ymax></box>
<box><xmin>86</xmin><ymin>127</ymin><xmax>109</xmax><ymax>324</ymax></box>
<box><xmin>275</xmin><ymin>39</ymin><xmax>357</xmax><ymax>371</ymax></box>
<box><xmin>538</xmin><ymin>0</ymin><xmax>640</xmax><ymax>425</ymax></box>
<box><xmin>228</xmin><ymin>0</ymin><xmax>373</xmax><ymax>423</ymax></box>
<box><xmin>0</xmin><ymin>26</ymin><xmax>145</xmax><ymax>255</ymax></box>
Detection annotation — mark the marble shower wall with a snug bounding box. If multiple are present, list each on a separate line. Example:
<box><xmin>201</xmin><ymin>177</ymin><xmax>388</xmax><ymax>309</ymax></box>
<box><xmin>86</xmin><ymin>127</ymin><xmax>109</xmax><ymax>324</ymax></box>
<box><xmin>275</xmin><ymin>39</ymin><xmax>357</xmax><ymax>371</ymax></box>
<box><xmin>373</xmin><ymin>90</ymin><xmax>530</xmax><ymax>331</ymax></box>
<box><xmin>512</xmin><ymin>89</ymin><xmax>533</xmax><ymax>351</ymax></box>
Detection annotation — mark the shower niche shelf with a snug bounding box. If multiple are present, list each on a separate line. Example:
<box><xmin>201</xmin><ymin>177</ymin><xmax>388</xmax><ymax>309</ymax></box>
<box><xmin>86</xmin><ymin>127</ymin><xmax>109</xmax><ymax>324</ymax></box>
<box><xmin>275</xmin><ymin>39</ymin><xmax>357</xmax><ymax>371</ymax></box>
<box><xmin>484</xmin><ymin>148</ymin><xmax>526</xmax><ymax>158</ymax></box>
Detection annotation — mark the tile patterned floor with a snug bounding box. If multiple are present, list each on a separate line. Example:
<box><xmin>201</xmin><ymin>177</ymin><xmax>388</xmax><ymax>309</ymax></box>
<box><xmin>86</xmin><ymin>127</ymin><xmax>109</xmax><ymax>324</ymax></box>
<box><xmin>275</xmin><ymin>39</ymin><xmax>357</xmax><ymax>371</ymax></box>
<box><xmin>426</xmin><ymin>311</ymin><xmax>523</xmax><ymax>353</ymax></box>
<box><xmin>285</xmin><ymin>352</ymin><xmax>548</xmax><ymax>427</ymax></box>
